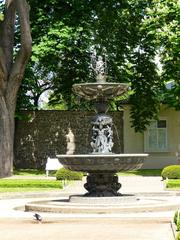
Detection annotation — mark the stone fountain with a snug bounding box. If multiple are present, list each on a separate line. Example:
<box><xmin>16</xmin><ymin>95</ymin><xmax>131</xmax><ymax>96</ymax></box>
<box><xmin>24</xmin><ymin>57</ymin><xmax>180</xmax><ymax>215</ymax></box>
<box><xmin>57</xmin><ymin>56</ymin><xmax>148</xmax><ymax>197</ymax></box>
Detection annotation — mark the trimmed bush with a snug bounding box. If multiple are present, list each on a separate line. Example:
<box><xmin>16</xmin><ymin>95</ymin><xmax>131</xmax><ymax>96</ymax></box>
<box><xmin>166</xmin><ymin>180</ymin><xmax>180</xmax><ymax>189</ymax></box>
<box><xmin>176</xmin><ymin>232</ymin><xmax>180</xmax><ymax>240</ymax></box>
<box><xmin>56</xmin><ymin>168</ymin><xmax>83</xmax><ymax>181</ymax></box>
<box><xmin>161</xmin><ymin>165</ymin><xmax>180</xmax><ymax>179</ymax></box>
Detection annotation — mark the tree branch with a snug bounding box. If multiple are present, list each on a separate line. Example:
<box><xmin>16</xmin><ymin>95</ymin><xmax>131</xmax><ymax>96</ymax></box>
<box><xmin>0</xmin><ymin>2</ymin><xmax>16</xmax><ymax>85</ymax></box>
<box><xmin>6</xmin><ymin>0</ymin><xmax>32</xmax><ymax>109</ymax></box>
<box><xmin>10</xmin><ymin>0</ymin><xmax>32</xmax><ymax>78</ymax></box>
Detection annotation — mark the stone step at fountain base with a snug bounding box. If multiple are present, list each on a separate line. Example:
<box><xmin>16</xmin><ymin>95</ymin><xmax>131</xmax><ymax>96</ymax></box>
<box><xmin>69</xmin><ymin>194</ymin><xmax>137</xmax><ymax>204</ymax></box>
<box><xmin>25</xmin><ymin>194</ymin><xmax>180</xmax><ymax>214</ymax></box>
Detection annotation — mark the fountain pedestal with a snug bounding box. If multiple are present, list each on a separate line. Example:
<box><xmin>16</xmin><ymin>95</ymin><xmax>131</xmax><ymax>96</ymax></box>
<box><xmin>84</xmin><ymin>172</ymin><xmax>121</xmax><ymax>197</ymax></box>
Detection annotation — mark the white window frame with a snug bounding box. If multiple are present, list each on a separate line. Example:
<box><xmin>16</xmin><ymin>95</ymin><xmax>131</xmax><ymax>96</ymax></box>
<box><xmin>144</xmin><ymin>119</ymin><xmax>168</xmax><ymax>152</ymax></box>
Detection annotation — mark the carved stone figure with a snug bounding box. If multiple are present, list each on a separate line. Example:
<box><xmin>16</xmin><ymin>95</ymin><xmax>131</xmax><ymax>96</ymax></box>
<box><xmin>91</xmin><ymin>54</ymin><xmax>107</xmax><ymax>82</ymax></box>
<box><xmin>66</xmin><ymin>128</ymin><xmax>75</xmax><ymax>155</ymax></box>
<box><xmin>91</xmin><ymin>114</ymin><xmax>113</xmax><ymax>154</ymax></box>
<box><xmin>95</xmin><ymin>56</ymin><xmax>105</xmax><ymax>75</ymax></box>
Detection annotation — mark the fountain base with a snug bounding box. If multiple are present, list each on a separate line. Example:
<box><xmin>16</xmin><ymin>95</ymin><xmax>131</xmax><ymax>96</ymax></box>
<box><xmin>57</xmin><ymin>153</ymin><xmax>148</xmax><ymax>196</ymax></box>
<box><xmin>84</xmin><ymin>172</ymin><xmax>121</xmax><ymax>197</ymax></box>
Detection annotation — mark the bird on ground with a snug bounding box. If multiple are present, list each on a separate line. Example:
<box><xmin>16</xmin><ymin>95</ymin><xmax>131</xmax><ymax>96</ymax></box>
<box><xmin>33</xmin><ymin>213</ymin><xmax>42</xmax><ymax>223</ymax></box>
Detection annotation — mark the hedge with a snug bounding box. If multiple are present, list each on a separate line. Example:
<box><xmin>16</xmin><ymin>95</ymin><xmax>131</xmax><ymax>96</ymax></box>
<box><xmin>177</xmin><ymin>232</ymin><xmax>180</xmax><ymax>240</ymax></box>
<box><xmin>56</xmin><ymin>168</ymin><xmax>83</xmax><ymax>181</ymax></box>
<box><xmin>161</xmin><ymin>165</ymin><xmax>180</xmax><ymax>179</ymax></box>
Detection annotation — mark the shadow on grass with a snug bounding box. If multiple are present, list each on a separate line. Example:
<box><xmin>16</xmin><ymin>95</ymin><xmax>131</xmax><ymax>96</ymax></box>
<box><xmin>14</xmin><ymin>169</ymin><xmax>162</xmax><ymax>177</ymax></box>
<box><xmin>13</xmin><ymin>169</ymin><xmax>45</xmax><ymax>176</ymax></box>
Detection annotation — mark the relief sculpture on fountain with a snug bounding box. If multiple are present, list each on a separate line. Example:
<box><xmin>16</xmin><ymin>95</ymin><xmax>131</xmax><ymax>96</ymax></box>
<box><xmin>91</xmin><ymin>115</ymin><xmax>113</xmax><ymax>154</ymax></box>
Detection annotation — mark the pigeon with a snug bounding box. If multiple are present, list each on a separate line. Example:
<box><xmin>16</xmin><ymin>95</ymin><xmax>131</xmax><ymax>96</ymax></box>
<box><xmin>33</xmin><ymin>213</ymin><xmax>42</xmax><ymax>223</ymax></box>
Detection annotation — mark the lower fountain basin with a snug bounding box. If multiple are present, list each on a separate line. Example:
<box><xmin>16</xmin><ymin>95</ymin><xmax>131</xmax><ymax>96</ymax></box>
<box><xmin>56</xmin><ymin>154</ymin><xmax>148</xmax><ymax>172</ymax></box>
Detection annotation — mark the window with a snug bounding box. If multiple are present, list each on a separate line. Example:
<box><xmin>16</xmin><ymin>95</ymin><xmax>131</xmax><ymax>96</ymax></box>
<box><xmin>144</xmin><ymin>120</ymin><xmax>168</xmax><ymax>152</ymax></box>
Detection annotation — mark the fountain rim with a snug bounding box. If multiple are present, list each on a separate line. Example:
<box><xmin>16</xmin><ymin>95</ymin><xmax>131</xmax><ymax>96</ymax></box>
<box><xmin>56</xmin><ymin>153</ymin><xmax>149</xmax><ymax>158</ymax></box>
<box><xmin>73</xmin><ymin>82</ymin><xmax>129</xmax><ymax>87</ymax></box>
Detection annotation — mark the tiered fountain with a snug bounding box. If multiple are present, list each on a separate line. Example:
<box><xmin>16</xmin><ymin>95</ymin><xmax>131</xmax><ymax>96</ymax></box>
<box><xmin>24</xmin><ymin>57</ymin><xmax>180</xmax><ymax>215</ymax></box>
<box><xmin>57</xmin><ymin>56</ymin><xmax>148</xmax><ymax>197</ymax></box>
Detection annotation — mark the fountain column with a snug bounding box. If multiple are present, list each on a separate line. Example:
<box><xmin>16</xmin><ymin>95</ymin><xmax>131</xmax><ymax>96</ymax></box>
<box><xmin>84</xmin><ymin>96</ymin><xmax>122</xmax><ymax>196</ymax></box>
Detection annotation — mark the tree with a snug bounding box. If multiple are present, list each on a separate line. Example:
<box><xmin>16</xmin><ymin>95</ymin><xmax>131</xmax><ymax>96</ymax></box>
<box><xmin>17</xmin><ymin>0</ymin><xmax>93</xmax><ymax>110</ymax></box>
<box><xmin>17</xmin><ymin>0</ymin><xmax>178</xmax><ymax>131</ymax></box>
<box><xmin>16</xmin><ymin>62</ymin><xmax>53</xmax><ymax>110</ymax></box>
<box><xmin>143</xmin><ymin>0</ymin><xmax>180</xmax><ymax>109</ymax></box>
<box><xmin>27</xmin><ymin>1</ymin><xmax>162</xmax><ymax>131</ymax></box>
<box><xmin>0</xmin><ymin>0</ymin><xmax>31</xmax><ymax>177</ymax></box>
<box><xmin>85</xmin><ymin>0</ymin><xmax>162</xmax><ymax>131</ymax></box>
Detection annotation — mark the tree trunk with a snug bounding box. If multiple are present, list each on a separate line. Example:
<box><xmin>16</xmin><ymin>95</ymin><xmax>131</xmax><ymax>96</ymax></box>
<box><xmin>0</xmin><ymin>0</ymin><xmax>32</xmax><ymax>177</ymax></box>
<box><xmin>0</xmin><ymin>97</ymin><xmax>13</xmax><ymax>177</ymax></box>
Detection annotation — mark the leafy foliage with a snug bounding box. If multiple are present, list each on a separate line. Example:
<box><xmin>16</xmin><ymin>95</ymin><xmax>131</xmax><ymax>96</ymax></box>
<box><xmin>56</xmin><ymin>168</ymin><xmax>83</xmax><ymax>181</ymax></box>
<box><xmin>174</xmin><ymin>210</ymin><xmax>179</xmax><ymax>225</ymax></box>
<box><xmin>16</xmin><ymin>0</ymin><xmax>179</xmax><ymax>131</ymax></box>
<box><xmin>177</xmin><ymin>220</ymin><xmax>180</xmax><ymax>232</ymax></box>
<box><xmin>161</xmin><ymin>165</ymin><xmax>180</xmax><ymax>179</ymax></box>
<box><xmin>166</xmin><ymin>180</ymin><xmax>180</xmax><ymax>189</ymax></box>
<box><xmin>17</xmin><ymin>62</ymin><xmax>53</xmax><ymax>110</ymax></box>
<box><xmin>143</xmin><ymin>0</ymin><xmax>180</xmax><ymax>109</ymax></box>
<box><xmin>177</xmin><ymin>232</ymin><xmax>180</xmax><ymax>240</ymax></box>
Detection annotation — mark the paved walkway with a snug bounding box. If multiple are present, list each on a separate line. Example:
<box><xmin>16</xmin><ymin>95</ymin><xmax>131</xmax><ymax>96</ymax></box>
<box><xmin>0</xmin><ymin>218</ymin><xmax>174</xmax><ymax>240</ymax></box>
<box><xmin>0</xmin><ymin>176</ymin><xmax>176</xmax><ymax>240</ymax></box>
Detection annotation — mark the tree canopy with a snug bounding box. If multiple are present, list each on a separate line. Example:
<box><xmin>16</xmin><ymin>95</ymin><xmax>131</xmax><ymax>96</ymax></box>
<box><xmin>143</xmin><ymin>0</ymin><xmax>180</xmax><ymax>110</ymax></box>
<box><xmin>16</xmin><ymin>0</ymin><xmax>179</xmax><ymax>131</ymax></box>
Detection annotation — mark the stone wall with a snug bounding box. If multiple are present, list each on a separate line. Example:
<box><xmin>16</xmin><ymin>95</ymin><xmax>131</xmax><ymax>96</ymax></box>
<box><xmin>14</xmin><ymin>110</ymin><xmax>124</xmax><ymax>169</ymax></box>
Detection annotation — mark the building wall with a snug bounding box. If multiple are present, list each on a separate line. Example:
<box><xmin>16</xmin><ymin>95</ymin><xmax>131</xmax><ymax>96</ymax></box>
<box><xmin>14</xmin><ymin>111</ymin><xmax>124</xmax><ymax>169</ymax></box>
<box><xmin>123</xmin><ymin>105</ymin><xmax>180</xmax><ymax>169</ymax></box>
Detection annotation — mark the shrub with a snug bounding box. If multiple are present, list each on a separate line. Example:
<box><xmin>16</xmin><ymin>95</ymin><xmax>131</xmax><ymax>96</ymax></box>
<box><xmin>161</xmin><ymin>165</ymin><xmax>180</xmax><ymax>179</ymax></box>
<box><xmin>56</xmin><ymin>168</ymin><xmax>83</xmax><ymax>181</ymax></box>
<box><xmin>174</xmin><ymin>210</ymin><xmax>180</xmax><ymax>232</ymax></box>
<box><xmin>174</xmin><ymin>210</ymin><xmax>180</xmax><ymax>225</ymax></box>
<box><xmin>177</xmin><ymin>220</ymin><xmax>180</xmax><ymax>231</ymax></box>
<box><xmin>177</xmin><ymin>232</ymin><xmax>180</xmax><ymax>240</ymax></box>
<box><xmin>166</xmin><ymin>180</ymin><xmax>180</xmax><ymax>189</ymax></box>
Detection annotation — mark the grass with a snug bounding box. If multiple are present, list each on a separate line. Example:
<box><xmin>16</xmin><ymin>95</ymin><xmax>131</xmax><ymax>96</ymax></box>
<box><xmin>0</xmin><ymin>188</ymin><xmax>58</xmax><ymax>192</ymax></box>
<box><xmin>14</xmin><ymin>169</ymin><xmax>162</xmax><ymax>177</ymax></box>
<box><xmin>0</xmin><ymin>179</ymin><xmax>63</xmax><ymax>193</ymax></box>
<box><xmin>166</xmin><ymin>179</ymin><xmax>180</xmax><ymax>189</ymax></box>
<box><xmin>118</xmin><ymin>169</ymin><xmax>162</xmax><ymax>176</ymax></box>
<box><xmin>13</xmin><ymin>169</ymin><xmax>46</xmax><ymax>176</ymax></box>
<box><xmin>0</xmin><ymin>169</ymin><xmax>162</xmax><ymax>193</ymax></box>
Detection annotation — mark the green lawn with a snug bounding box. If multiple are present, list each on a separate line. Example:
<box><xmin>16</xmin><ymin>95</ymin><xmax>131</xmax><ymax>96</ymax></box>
<box><xmin>0</xmin><ymin>179</ymin><xmax>63</xmax><ymax>193</ymax></box>
<box><xmin>13</xmin><ymin>169</ymin><xmax>162</xmax><ymax>177</ymax></box>
<box><xmin>166</xmin><ymin>179</ymin><xmax>180</xmax><ymax>189</ymax></box>
<box><xmin>118</xmin><ymin>169</ymin><xmax>162</xmax><ymax>176</ymax></box>
<box><xmin>13</xmin><ymin>169</ymin><xmax>46</xmax><ymax>176</ymax></box>
<box><xmin>0</xmin><ymin>169</ymin><xmax>162</xmax><ymax>193</ymax></box>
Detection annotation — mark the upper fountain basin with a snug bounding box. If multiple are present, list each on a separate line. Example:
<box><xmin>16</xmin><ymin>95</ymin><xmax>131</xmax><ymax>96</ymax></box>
<box><xmin>56</xmin><ymin>153</ymin><xmax>148</xmax><ymax>172</ymax></box>
<box><xmin>72</xmin><ymin>82</ymin><xmax>129</xmax><ymax>101</ymax></box>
